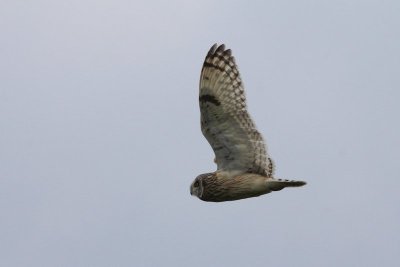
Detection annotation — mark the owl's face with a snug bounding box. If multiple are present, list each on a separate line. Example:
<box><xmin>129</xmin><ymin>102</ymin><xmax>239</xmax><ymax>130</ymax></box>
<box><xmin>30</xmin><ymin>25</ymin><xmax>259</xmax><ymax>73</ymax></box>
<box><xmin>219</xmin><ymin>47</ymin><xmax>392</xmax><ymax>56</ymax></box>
<box><xmin>190</xmin><ymin>176</ymin><xmax>204</xmax><ymax>199</ymax></box>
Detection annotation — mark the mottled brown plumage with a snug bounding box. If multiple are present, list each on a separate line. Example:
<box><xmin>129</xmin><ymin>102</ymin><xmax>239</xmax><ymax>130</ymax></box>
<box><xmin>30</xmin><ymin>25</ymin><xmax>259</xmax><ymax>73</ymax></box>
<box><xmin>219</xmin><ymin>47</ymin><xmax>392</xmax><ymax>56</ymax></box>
<box><xmin>190</xmin><ymin>44</ymin><xmax>306</xmax><ymax>202</ymax></box>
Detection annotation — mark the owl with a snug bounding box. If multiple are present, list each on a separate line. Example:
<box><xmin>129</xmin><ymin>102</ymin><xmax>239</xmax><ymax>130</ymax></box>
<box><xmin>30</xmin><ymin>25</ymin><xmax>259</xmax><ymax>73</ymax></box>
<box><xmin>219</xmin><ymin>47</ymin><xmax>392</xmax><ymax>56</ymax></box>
<box><xmin>190</xmin><ymin>44</ymin><xmax>306</xmax><ymax>202</ymax></box>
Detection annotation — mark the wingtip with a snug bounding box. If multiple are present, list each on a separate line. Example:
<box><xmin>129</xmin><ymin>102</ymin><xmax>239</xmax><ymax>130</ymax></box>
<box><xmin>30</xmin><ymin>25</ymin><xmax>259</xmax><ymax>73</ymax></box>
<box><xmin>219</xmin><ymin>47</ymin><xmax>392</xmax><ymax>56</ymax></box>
<box><xmin>275</xmin><ymin>178</ymin><xmax>307</xmax><ymax>187</ymax></box>
<box><xmin>215</xmin><ymin>44</ymin><xmax>226</xmax><ymax>53</ymax></box>
<box><xmin>290</xmin><ymin>180</ymin><xmax>307</xmax><ymax>187</ymax></box>
<box><xmin>208</xmin><ymin>43</ymin><xmax>218</xmax><ymax>56</ymax></box>
<box><xmin>298</xmin><ymin>181</ymin><xmax>307</xmax><ymax>186</ymax></box>
<box><xmin>207</xmin><ymin>43</ymin><xmax>230</xmax><ymax>57</ymax></box>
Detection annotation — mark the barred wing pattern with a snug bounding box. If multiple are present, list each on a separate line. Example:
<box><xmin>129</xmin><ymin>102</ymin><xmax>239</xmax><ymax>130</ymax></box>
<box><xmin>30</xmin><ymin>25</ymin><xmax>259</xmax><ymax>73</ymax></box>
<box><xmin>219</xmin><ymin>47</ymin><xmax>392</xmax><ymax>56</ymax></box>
<box><xmin>199</xmin><ymin>44</ymin><xmax>274</xmax><ymax>177</ymax></box>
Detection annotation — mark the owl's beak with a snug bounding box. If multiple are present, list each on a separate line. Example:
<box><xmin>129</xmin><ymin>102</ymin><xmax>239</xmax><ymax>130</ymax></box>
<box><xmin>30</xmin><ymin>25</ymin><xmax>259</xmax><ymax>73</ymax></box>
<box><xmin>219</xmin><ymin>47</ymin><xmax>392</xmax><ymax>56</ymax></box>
<box><xmin>190</xmin><ymin>186</ymin><xmax>193</xmax><ymax>195</ymax></box>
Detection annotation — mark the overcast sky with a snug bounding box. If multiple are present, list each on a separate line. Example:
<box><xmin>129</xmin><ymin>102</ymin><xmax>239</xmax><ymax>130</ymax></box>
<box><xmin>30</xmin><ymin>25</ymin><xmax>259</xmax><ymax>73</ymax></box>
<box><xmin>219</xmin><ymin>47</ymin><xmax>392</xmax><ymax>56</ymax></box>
<box><xmin>1</xmin><ymin>1</ymin><xmax>399</xmax><ymax>266</ymax></box>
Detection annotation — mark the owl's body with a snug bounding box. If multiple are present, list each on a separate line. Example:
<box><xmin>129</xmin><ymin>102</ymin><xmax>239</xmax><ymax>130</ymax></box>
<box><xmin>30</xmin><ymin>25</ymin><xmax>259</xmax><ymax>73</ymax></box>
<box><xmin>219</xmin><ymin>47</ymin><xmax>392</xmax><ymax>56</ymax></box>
<box><xmin>191</xmin><ymin>171</ymin><xmax>305</xmax><ymax>202</ymax></box>
<box><xmin>190</xmin><ymin>44</ymin><xmax>306</xmax><ymax>202</ymax></box>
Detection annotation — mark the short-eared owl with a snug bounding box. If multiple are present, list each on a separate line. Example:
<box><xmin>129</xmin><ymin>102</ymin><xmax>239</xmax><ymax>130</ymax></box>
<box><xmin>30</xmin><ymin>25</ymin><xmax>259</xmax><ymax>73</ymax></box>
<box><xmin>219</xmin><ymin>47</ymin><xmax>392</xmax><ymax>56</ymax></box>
<box><xmin>190</xmin><ymin>44</ymin><xmax>306</xmax><ymax>202</ymax></box>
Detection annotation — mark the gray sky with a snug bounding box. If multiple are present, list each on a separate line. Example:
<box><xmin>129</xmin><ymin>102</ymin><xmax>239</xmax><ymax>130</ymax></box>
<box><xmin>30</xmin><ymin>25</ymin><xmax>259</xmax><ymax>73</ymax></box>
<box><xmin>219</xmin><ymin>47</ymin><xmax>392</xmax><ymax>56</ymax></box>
<box><xmin>1</xmin><ymin>0</ymin><xmax>399</xmax><ymax>266</ymax></box>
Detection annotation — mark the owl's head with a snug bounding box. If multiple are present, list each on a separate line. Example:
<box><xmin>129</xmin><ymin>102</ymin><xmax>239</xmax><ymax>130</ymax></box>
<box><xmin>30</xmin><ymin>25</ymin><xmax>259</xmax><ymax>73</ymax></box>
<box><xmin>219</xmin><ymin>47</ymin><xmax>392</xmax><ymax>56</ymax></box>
<box><xmin>190</xmin><ymin>176</ymin><xmax>204</xmax><ymax>199</ymax></box>
<box><xmin>190</xmin><ymin>173</ymin><xmax>213</xmax><ymax>199</ymax></box>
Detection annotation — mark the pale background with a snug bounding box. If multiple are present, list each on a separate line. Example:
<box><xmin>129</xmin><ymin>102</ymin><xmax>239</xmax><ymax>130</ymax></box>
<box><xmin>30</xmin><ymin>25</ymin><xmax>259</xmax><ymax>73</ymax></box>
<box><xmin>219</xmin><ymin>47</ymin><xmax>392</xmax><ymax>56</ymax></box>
<box><xmin>1</xmin><ymin>1</ymin><xmax>399</xmax><ymax>266</ymax></box>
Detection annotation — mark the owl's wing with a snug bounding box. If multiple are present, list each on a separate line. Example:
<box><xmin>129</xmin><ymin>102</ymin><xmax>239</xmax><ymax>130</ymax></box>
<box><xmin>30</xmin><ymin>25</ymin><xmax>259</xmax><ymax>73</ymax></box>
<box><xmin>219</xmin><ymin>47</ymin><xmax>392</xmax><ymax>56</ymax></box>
<box><xmin>199</xmin><ymin>44</ymin><xmax>274</xmax><ymax>177</ymax></box>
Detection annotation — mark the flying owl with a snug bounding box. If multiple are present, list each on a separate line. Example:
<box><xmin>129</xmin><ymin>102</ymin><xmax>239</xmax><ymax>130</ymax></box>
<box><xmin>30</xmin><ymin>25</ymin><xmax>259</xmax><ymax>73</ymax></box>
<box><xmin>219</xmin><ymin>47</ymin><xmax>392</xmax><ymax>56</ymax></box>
<box><xmin>190</xmin><ymin>44</ymin><xmax>306</xmax><ymax>202</ymax></box>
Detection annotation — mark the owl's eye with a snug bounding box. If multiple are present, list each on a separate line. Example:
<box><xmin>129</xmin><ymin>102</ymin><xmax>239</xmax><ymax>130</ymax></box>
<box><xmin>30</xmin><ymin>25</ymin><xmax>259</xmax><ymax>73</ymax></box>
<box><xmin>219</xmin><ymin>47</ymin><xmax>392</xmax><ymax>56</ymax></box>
<box><xmin>194</xmin><ymin>181</ymin><xmax>200</xmax><ymax>187</ymax></box>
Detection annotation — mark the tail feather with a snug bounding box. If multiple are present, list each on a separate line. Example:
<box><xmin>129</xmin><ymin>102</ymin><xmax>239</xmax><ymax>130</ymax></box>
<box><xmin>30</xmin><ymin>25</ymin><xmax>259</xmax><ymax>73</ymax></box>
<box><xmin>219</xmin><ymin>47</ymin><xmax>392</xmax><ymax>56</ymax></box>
<box><xmin>266</xmin><ymin>178</ymin><xmax>306</xmax><ymax>192</ymax></box>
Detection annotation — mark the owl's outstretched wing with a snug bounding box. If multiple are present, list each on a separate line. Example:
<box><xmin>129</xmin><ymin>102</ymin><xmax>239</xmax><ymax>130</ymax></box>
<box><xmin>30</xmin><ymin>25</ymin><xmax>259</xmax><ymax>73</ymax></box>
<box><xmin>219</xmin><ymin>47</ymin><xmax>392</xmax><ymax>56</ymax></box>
<box><xmin>199</xmin><ymin>44</ymin><xmax>274</xmax><ymax>177</ymax></box>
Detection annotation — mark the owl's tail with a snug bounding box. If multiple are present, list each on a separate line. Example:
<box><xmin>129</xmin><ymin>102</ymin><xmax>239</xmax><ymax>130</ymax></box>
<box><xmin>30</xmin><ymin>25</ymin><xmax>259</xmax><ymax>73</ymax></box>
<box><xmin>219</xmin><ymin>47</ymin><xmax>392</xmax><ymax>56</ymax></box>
<box><xmin>266</xmin><ymin>178</ymin><xmax>306</xmax><ymax>192</ymax></box>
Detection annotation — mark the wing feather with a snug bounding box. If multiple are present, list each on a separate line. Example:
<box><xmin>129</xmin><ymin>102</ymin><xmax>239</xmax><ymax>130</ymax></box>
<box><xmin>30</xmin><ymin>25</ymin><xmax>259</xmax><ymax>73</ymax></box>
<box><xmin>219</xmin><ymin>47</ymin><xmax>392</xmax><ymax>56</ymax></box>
<box><xmin>199</xmin><ymin>44</ymin><xmax>274</xmax><ymax>177</ymax></box>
